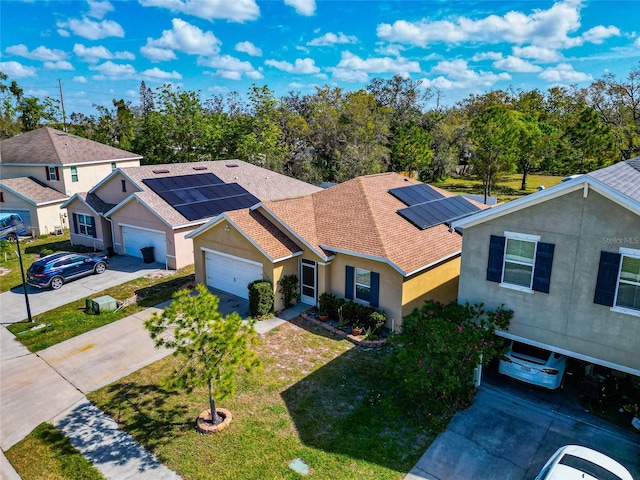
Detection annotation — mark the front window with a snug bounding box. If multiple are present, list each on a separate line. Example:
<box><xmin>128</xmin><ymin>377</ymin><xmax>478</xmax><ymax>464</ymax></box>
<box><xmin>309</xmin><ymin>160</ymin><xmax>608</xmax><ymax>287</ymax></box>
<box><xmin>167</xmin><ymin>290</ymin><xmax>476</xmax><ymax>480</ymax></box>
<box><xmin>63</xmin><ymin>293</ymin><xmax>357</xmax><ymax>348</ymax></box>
<box><xmin>111</xmin><ymin>162</ymin><xmax>117</xmax><ymax>171</ymax></box>
<box><xmin>355</xmin><ymin>268</ymin><xmax>371</xmax><ymax>303</ymax></box>
<box><xmin>71</xmin><ymin>166</ymin><xmax>78</xmax><ymax>182</ymax></box>
<box><xmin>49</xmin><ymin>167</ymin><xmax>58</xmax><ymax>181</ymax></box>
<box><xmin>503</xmin><ymin>236</ymin><xmax>537</xmax><ymax>288</ymax></box>
<box><xmin>616</xmin><ymin>254</ymin><xmax>640</xmax><ymax>311</ymax></box>
<box><xmin>77</xmin><ymin>214</ymin><xmax>94</xmax><ymax>237</ymax></box>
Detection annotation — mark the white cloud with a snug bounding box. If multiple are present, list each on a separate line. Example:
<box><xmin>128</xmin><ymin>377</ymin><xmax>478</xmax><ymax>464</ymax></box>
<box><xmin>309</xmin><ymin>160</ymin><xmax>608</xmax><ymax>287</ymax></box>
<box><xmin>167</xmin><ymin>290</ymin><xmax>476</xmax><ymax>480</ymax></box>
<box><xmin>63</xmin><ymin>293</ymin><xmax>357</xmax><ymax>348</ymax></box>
<box><xmin>377</xmin><ymin>0</ymin><xmax>584</xmax><ymax>49</ymax></box>
<box><xmin>334</xmin><ymin>51</ymin><xmax>420</xmax><ymax>73</ymax></box>
<box><xmin>235</xmin><ymin>41</ymin><xmax>262</xmax><ymax>57</ymax></box>
<box><xmin>73</xmin><ymin>75</ymin><xmax>88</xmax><ymax>83</ymax></box>
<box><xmin>265</xmin><ymin>58</ymin><xmax>319</xmax><ymax>74</ymax></box>
<box><xmin>87</xmin><ymin>0</ymin><xmax>114</xmax><ymax>19</ymax></box>
<box><xmin>375</xmin><ymin>43</ymin><xmax>404</xmax><ymax>56</ymax></box>
<box><xmin>5</xmin><ymin>44</ymin><xmax>68</xmax><ymax>61</ymax></box>
<box><xmin>139</xmin><ymin>0</ymin><xmax>260</xmax><ymax>22</ymax></box>
<box><xmin>44</xmin><ymin>60</ymin><xmax>74</xmax><ymax>70</ymax></box>
<box><xmin>582</xmin><ymin>25</ymin><xmax>620</xmax><ymax>44</ymax></box>
<box><xmin>512</xmin><ymin>45</ymin><xmax>562</xmax><ymax>62</ymax></box>
<box><xmin>284</xmin><ymin>0</ymin><xmax>316</xmax><ymax>16</ymax></box>
<box><xmin>422</xmin><ymin>59</ymin><xmax>511</xmax><ymax>90</ymax></box>
<box><xmin>140</xmin><ymin>67</ymin><xmax>182</xmax><ymax>80</ymax></box>
<box><xmin>538</xmin><ymin>63</ymin><xmax>592</xmax><ymax>82</ymax></box>
<box><xmin>0</xmin><ymin>61</ymin><xmax>38</xmax><ymax>78</ymax></box>
<box><xmin>472</xmin><ymin>51</ymin><xmax>502</xmax><ymax>61</ymax></box>
<box><xmin>90</xmin><ymin>60</ymin><xmax>137</xmax><ymax>77</ymax></box>
<box><xmin>198</xmin><ymin>54</ymin><xmax>262</xmax><ymax>80</ymax></box>
<box><xmin>493</xmin><ymin>56</ymin><xmax>542</xmax><ymax>73</ymax></box>
<box><xmin>56</xmin><ymin>17</ymin><xmax>124</xmax><ymax>40</ymax></box>
<box><xmin>636</xmin><ymin>37</ymin><xmax>640</xmax><ymax>47</ymax></box>
<box><xmin>142</xmin><ymin>18</ymin><xmax>221</xmax><ymax>60</ymax></box>
<box><xmin>308</xmin><ymin>32</ymin><xmax>357</xmax><ymax>47</ymax></box>
<box><xmin>74</xmin><ymin>44</ymin><xmax>134</xmax><ymax>62</ymax></box>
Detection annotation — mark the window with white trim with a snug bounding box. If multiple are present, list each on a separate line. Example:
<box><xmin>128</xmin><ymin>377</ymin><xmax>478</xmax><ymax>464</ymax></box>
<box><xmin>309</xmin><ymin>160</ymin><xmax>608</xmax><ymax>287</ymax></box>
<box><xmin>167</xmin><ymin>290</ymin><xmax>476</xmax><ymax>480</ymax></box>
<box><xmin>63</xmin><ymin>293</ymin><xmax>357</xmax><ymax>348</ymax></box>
<box><xmin>77</xmin><ymin>214</ymin><xmax>94</xmax><ymax>237</ymax></box>
<box><xmin>502</xmin><ymin>234</ymin><xmax>537</xmax><ymax>289</ymax></box>
<box><xmin>48</xmin><ymin>166</ymin><xmax>58</xmax><ymax>181</ymax></box>
<box><xmin>355</xmin><ymin>268</ymin><xmax>371</xmax><ymax>303</ymax></box>
<box><xmin>111</xmin><ymin>162</ymin><xmax>117</xmax><ymax>171</ymax></box>
<box><xmin>71</xmin><ymin>166</ymin><xmax>78</xmax><ymax>182</ymax></box>
<box><xmin>616</xmin><ymin>252</ymin><xmax>640</xmax><ymax>311</ymax></box>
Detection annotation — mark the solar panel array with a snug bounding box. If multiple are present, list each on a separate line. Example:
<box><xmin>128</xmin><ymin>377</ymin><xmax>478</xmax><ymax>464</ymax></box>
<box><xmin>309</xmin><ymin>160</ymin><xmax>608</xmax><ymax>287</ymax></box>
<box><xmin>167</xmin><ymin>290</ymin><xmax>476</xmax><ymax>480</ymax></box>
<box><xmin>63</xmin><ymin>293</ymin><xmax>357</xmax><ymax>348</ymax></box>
<box><xmin>143</xmin><ymin>173</ymin><xmax>260</xmax><ymax>221</ymax></box>
<box><xmin>390</xmin><ymin>183</ymin><xmax>481</xmax><ymax>230</ymax></box>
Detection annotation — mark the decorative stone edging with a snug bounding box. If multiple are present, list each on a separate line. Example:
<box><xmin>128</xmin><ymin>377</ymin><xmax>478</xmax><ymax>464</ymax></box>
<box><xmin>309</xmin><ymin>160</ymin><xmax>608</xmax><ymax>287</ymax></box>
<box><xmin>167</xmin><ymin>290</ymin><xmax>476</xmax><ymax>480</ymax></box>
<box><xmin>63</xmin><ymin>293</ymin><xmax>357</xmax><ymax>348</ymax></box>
<box><xmin>196</xmin><ymin>407</ymin><xmax>232</xmax><ymax>433</ymax></box>
<box><xmin>300</xmin><ymin>311</ymin><xmax>387</xmax><ymax>348</ymax></box>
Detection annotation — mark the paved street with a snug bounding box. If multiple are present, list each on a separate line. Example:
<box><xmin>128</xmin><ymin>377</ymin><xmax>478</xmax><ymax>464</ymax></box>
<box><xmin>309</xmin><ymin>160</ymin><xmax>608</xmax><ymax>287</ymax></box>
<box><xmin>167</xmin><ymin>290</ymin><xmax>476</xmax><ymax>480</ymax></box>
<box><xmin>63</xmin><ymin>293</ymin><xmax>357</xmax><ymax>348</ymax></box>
<box><xmin>0</xmin><ymin>255</ymin><xmax>162</xmax><ymax>324</ymax></box>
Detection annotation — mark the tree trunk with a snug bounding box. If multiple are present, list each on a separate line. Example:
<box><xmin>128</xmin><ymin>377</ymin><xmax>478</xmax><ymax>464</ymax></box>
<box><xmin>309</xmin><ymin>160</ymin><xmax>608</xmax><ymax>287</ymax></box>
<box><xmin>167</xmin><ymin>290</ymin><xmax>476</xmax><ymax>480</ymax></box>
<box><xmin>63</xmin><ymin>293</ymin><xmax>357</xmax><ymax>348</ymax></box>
<box><xmin>208</xmin><ymin>377</ymin><xmax>221</xmax><ymax>425</ymax></box>
<box><xmin>521</xmin><ymin>169</ymin><xmax>528</xmax><ymax>191</ymax></box>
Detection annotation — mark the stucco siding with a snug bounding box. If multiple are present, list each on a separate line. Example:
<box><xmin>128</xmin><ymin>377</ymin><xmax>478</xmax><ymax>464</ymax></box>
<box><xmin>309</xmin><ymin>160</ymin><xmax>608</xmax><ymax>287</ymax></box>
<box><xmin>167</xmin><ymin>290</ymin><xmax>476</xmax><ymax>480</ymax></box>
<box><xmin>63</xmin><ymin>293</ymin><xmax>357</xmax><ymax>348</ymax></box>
<box><xmin>95</xmin><ymin>172</ymin><xmax>141</xmax><ymax>205</ymax></box>
<box><xmin>401</xmin><ymin>256</ymin><xmax>461</xmax><ymax>317</ymax></box>
<box><xmin>173</xmin><ymin>225</ymin><xmax>195</xmax><ymax>270</ymax></box>
<box><xmin>61</xmin><ymin>162</ymin><xmax>138</xmax><ymax>196</ymax></box>
<box><xmin>458</xmin><ymin>188</ymin><xmax>640</xmax><ymax>372</ymax></box>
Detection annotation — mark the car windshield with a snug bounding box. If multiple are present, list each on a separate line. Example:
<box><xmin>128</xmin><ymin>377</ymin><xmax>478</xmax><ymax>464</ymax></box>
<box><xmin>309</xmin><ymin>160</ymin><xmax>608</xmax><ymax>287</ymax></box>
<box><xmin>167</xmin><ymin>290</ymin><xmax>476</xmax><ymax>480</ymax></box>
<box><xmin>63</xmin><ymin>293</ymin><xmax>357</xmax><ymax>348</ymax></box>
<box><xmin>560</xmin><ymin>454</ymin><xmax>624</xmax><ymax>480</ymax></box>
<box><xmin>29</xmin><ymin>265</ymin><xmax>45</xmax><ymax>273</ymax></box>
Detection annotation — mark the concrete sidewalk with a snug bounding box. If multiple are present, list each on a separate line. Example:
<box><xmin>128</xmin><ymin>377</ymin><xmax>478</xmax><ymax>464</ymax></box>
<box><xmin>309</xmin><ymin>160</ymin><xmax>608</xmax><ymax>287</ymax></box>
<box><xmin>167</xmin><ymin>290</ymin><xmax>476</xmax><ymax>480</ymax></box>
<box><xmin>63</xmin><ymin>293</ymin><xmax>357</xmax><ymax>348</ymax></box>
<box><xmin>1</xmin><ymin>299</ymin><xmax>302</xmax><ymax>478</ymax></box>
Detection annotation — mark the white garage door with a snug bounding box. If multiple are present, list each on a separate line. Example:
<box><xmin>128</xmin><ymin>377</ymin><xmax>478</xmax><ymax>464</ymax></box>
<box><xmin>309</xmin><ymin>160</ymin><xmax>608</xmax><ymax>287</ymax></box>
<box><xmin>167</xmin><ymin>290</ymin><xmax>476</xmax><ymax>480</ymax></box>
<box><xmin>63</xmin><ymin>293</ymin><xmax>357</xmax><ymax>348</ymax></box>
<box><xmin>122</xmin><ymin>225</ymin><xmax>167</xmax><ymax>263</ymax></box>
<box><xmin>205</xmin><ymin>250</ymin><xmax>262</xmax><ymax>299</ymax></box>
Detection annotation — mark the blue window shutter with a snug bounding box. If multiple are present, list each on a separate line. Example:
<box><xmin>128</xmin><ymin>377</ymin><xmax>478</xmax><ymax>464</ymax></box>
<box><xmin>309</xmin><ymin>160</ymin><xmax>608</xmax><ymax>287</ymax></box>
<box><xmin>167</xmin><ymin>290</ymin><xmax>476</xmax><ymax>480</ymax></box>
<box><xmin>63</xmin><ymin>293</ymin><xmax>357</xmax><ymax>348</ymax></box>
<box><xmin>45</xmin><ymin>167</ymin><xmax>50</xmax><ymax>180</ymax></box>
<box><xmin>370</xmin><ymin>272</ymin><xmax>380</xmax><ymax>307</ymax></box>
<box><xmin>486</xmin><ymin>235</ymin><xmax>506</xmax><ymax>282</ymax></box>
<box><xmin>594</xmin><ymin>251</ymin><xmax>622</xmax><ymax>306</ymax></box>
<box><xmin>345</xmin><ymin>266</ymin><xmax>354</xmax><ymax>300</ymax></box>
<box><xmin>55</xmin><ymin>167</ymin><xmax>59</xmax><ymax>181</ymax></box>
<box><xmin>72</xmin><ymin>214</ymin><xmax>78</xmax><ymax>234</ymax></box>
<box><xmin>89</xmin><ymin>216</ymin><xmax>97</xmax><ymax>238</ymax></box>
<box><xmin>532</xmin><ymin>242</ymin><xmax>555</xmax><ymax>293</ymax></box>
<box><xmin>121</xmin><ymin>179</ymin><xmax>126</xmax><ymax>192</ymax></box>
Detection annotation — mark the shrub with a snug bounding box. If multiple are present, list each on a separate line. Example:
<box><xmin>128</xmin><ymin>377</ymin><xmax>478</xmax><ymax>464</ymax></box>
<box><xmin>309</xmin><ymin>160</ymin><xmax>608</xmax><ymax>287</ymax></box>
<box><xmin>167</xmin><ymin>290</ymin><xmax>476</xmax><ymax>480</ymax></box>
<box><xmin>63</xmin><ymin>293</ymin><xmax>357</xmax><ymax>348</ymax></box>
<box><xmin>277</xmin><ymin>274</ymin><xmax>299</xmax><ymax>309</ymax></box>
<box><xmin>386</xmin><ymin>300</ymin><xmax>512</xmax><ymax>416</ymax></box>
<box><xmin>248</xmin><ymin>280</ymin><xmax>274</xmax><ymax>318</ymax></box>
<box><xmin>318</xmin><ymin>292</ymin><xmax>337</xmax><ymax>317</ymax></box>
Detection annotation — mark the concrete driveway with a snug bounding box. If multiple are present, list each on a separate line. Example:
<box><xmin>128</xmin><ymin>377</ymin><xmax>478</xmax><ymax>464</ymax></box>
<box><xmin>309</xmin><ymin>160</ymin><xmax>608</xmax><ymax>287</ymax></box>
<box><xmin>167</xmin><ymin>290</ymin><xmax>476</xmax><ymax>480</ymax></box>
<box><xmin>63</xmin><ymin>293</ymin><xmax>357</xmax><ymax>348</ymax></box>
<box><xmin>406</xmin><ymin>386</ymin><xmax>640</xmax><ymax>480</ymax></box>
<box><xmin>0</xmin><ymin>255</ymin><xmax>162</xmax><ymax>324</ymax></box>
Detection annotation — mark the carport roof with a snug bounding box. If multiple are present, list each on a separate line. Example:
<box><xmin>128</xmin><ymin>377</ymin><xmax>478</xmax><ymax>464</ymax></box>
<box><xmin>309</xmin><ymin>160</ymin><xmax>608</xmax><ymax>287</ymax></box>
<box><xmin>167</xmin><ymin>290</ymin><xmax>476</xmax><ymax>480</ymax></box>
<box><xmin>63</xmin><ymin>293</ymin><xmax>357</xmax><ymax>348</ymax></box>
<box><xmin>0</xmin><ymin>177</ymin><xmax>68</xmax><ymax>206</ymax></box>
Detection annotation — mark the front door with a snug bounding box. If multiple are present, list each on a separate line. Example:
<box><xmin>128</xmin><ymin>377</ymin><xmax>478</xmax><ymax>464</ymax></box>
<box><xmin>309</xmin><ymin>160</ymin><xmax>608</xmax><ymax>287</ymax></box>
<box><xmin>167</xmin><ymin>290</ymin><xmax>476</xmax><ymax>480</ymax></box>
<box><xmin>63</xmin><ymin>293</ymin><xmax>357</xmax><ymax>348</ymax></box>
<box><xmin>300</xmin><ymin>259</ymin><xmax>316</xmax><ymax>305</ymax></box>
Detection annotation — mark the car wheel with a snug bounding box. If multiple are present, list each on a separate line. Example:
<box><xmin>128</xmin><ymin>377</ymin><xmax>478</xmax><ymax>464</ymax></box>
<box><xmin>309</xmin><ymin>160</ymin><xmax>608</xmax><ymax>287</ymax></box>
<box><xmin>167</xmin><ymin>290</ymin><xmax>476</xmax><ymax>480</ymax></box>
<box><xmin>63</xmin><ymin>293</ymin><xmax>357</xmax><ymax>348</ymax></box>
<box><xmin>50</xmin><ymin>276</ymin><xmax>64</xmax><ymax>290</ymax></box>
<box><xmin>6</xmin><ymin>233</ymin><xmax>17</xmax><ymax>242</ymax></box>
<box><xmin>94</xmin><ymin>262</ymin><xmax>106</xmax><ymax>274</ymax></box>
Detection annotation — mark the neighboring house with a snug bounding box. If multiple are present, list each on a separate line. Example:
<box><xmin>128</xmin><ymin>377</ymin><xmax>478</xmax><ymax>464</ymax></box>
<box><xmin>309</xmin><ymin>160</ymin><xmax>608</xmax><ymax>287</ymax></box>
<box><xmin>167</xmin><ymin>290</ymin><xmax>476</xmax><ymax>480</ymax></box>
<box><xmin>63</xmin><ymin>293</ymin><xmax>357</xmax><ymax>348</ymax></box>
<box><xmin>452</xmin><ymin>157</ymin><xmax>640</xmax><ymax>375</ymax></box>
<box><xmin>0</xmin><ymin>127</ymin><xmax>141</xmax><ymax>235</ymax></box>
<box><xmin>63</xmin><ymin>160</ymin><xmax>322</xmax><ymax>269</ymax></box>
<box><xmin>188</xmin><ymin>173</ymin><xmax>487</xmax><ymax>329</ymax></box>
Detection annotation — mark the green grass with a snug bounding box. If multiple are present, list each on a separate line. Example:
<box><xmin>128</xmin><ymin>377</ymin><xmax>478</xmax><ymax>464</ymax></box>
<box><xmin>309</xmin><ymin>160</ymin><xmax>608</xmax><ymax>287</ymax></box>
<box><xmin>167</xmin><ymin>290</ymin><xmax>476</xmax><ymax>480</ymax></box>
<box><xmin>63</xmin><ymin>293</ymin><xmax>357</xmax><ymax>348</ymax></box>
<box><xmin>88</xmin><ymin>318</ymin><xmax>447</xmax><ymax>480</ymax></box>
<box><xmin>6</xmin><ymin>265</ymin><xmax>194</xmax><ymax>352</ymax></box>
<box><xmin>432</xmin><ymin>173</ymin><xmax>564</xmax><ymax>202</ymax></box>
<box><xmin>5</xmin><ymin>423</ymin><xmax>106</xmax><ymax>480</ymax></box>
<box><xmin>0</xmin><ymin>233</ymin><xmax>81</xmax><ymax>293</ymax></box>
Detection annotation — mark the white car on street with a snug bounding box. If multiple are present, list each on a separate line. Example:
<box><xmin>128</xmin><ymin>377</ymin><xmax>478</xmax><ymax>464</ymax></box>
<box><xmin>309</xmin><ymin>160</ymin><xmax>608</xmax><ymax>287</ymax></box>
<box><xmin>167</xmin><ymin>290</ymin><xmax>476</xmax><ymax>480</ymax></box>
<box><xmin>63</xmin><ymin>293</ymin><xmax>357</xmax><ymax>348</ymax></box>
<box><xmin>535</xmin><ymin>445</ymin><xmax>633</xmax><ymax>480</ymax></box>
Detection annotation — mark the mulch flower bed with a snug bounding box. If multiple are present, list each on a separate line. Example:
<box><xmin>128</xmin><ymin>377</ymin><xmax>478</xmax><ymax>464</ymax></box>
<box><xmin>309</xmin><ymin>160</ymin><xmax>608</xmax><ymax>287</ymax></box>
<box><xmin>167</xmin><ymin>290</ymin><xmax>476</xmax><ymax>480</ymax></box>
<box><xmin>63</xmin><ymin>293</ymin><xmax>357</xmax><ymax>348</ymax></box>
<box><xmin>300</xmin><ymin>309</ymin><xmax>388</xmax><ymax>348</ymax></box>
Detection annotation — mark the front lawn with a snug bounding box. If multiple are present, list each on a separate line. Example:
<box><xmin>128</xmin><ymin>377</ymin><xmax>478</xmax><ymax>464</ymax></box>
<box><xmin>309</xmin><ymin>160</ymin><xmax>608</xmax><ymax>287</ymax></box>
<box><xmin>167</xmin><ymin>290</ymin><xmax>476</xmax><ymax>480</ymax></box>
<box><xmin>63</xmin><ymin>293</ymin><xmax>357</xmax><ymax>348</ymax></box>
<box><xmin>88</xmin><ymin>318</ymin><xmax>445</xmax><ymax>480</ymax></box>
<box><xmin>7</xmin><ymin>265</ymin><xmax>194</xmax><ymax>352</ymax></box>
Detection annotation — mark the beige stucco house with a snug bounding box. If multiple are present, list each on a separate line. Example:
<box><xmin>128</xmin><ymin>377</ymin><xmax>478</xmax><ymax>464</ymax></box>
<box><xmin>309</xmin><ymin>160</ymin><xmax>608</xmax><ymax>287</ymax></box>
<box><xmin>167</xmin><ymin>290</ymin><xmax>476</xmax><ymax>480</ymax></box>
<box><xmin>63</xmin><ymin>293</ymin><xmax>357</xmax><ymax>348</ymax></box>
<box><xmin>0</xmin><ymin>127</ymin><xmax>141</xmax><ymax>235</ymax></box>
<box><xmin>63</xmin><ymin>160</ymin><xmax>322</xmax><ymax>269</ymax></box>
<box><xmin>188</xmin><ymin>173</ymin><xmax>486</xmax><ymax>330</ymax></box>
<box><xmin>452</xmin><ymin>157</ymin><xmax>640</xmax><ymax>375</ymax></box>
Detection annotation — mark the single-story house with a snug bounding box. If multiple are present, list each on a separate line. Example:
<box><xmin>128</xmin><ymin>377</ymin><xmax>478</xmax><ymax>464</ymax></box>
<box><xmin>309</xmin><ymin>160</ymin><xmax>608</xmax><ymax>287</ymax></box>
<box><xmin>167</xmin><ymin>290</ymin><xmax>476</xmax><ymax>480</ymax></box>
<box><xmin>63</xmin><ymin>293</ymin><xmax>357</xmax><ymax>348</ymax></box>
<box><xmin>63</xmin><ymin>160</ymin><xmax>322</xmax><ymax>269</ymax></box>
<box><xmin>188</xmin><ymin>173</ymin><xmax>488</xmax><ymax>330</ymax></box>
<box><xmin>0</xmin><ymin>127</ymin><xmax>141</xmax><ymax>235</ymax></box>
<box><xmin>452</xmin><ymin>157</ymin><xmax>640</xmax><ymax>375</ymax></box>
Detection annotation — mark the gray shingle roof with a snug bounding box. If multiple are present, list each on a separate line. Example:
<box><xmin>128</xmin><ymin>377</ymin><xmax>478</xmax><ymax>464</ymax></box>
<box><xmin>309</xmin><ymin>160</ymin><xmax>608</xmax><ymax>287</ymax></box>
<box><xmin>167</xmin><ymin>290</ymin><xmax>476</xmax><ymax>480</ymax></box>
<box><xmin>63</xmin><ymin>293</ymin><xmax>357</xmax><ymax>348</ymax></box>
<box><xmin>589</xmin><ymin>156</ymin><xmax>640</xmax><ymax>203</ymax></box>
<box><xmin>110</xmin><ymin>160</ymin><xmax>322</xmax><ymax>227</ymax></box>
<box><xmin>0</xmin><ymin>177</ymin><xmax>68</xmax><ymax>205</ymax></box>
<box><xmin>0</xmin><ymin>127</ymin><xmax>142</xmax><ymax>166</ymax></box>
<box><xmin>79</xmin><ymin>192</ymin><xmax>116</xmax><ymax>214</ymax></box>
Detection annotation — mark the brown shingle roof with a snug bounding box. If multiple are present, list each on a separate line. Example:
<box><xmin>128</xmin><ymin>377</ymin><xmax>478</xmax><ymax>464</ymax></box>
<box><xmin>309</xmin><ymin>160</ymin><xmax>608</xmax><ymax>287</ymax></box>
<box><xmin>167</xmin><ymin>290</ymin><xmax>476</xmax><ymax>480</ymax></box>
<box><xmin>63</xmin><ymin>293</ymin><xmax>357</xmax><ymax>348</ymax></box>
<box><xmin>0</xmin><ymin>127</ymin><xmax>142</xmax><ymax>166</ymax></box>
<box><xmin>114</xmin><ymin>160</ymin><xmax>322</xmax><ymax>227</ymax></box>
<box><xmin>263</xmin><ymin>173</ymin><xmax>484</xmax><ymax>275</ymax></box>
<box><xmin>0</xmin><ymin>177</ymin><xmax>68</xmax><ymax>205</ymax></box>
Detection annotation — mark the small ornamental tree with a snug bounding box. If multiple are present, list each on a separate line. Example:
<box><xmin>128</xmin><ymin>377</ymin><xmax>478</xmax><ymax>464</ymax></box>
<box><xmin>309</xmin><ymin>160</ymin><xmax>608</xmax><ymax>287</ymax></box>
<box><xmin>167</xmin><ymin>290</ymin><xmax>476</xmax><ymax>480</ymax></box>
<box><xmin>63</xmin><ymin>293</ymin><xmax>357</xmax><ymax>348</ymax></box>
<box><xmin>387</xmin><ymin>300</ymin><xmax>512</xmax><ymax>416</ymax></box>
<box><xmin>145</xmin><ymin>284</ymin><xmax>261</xmax><ymax>425</ymax></box>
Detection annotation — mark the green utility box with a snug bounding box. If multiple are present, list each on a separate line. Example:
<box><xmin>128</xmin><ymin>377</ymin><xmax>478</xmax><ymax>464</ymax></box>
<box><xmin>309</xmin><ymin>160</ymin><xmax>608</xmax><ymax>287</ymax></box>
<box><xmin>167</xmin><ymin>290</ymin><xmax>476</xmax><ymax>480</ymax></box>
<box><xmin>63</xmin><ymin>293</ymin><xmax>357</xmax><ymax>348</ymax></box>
<box><xmin>91</xmin><ymin>295</ymin><xmax>118</xmax><ymax>314</ymax></box>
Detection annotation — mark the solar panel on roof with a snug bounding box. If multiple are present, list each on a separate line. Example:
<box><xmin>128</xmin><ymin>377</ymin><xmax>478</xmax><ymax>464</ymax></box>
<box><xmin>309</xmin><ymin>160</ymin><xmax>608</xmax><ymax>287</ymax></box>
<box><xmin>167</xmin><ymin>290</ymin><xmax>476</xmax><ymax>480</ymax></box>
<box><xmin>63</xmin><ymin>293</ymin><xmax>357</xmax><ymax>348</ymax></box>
<box><xmin>143</xmin><ymin>173</ymin><xmax>259</xmax><ymax>221</ymax></box>
<box><xmin>389</xmin><ymin>183</ymin><xmax>445</xmax><ymax>206</ymax></box>
<box><xmin>397</xmin><ymin>195</ymin><xmax>481</xmax><ymax>230</ymax></box>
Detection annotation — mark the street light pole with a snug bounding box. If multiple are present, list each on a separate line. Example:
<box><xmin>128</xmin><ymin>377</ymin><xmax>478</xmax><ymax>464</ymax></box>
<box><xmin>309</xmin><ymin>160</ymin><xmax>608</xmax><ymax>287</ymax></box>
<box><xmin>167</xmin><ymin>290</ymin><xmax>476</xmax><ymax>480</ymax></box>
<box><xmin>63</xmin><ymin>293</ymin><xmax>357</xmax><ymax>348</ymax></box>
<box><xmin>11</xmin><ymin>221</ymin><xmax>33</xmax><ymax>323</ymax></box>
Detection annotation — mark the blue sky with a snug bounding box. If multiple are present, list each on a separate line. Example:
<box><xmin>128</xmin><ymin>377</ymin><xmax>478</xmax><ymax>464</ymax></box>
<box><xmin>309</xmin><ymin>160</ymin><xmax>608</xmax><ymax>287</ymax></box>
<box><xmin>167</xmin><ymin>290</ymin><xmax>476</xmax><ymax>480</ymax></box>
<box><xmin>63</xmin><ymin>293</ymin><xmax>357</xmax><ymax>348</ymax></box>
<box><xmin>1</xmin><ymin>0</ymin><xmax>639</xmax><ymax>116</ymax></box>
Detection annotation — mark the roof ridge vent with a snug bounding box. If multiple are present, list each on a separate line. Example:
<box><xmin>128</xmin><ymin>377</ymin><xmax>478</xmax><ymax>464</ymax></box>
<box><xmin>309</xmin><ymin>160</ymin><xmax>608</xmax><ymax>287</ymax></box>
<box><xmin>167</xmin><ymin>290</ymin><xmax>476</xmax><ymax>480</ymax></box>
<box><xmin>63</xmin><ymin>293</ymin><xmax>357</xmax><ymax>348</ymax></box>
<box><xmin>192</xmin><ymin>166</ymin><xmax>208</xmax><ymax>171</ymax></box>
<box><xmin>152</xmin><ymin>168</ymin><xmax>170</xmax><ymax>174</ymax></box>
<box><xmin>226</xmin><ymin>163</ymin><xmax>239</xmax><ymax>168</ymax></box>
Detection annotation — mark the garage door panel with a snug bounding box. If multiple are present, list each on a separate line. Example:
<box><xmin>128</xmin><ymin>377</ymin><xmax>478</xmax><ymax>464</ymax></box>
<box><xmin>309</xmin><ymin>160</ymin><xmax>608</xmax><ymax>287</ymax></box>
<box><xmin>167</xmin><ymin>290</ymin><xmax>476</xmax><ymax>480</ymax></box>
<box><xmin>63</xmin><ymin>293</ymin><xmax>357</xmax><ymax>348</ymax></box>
<box><xmin>122</xmin><ymin>226</ymin><xmax>167</xmax><ymax>263</ymax></box>
<box><xmin>205</xmin><ymin>251</ymin><xmax>262</xmax><ymax>299</ymax></box>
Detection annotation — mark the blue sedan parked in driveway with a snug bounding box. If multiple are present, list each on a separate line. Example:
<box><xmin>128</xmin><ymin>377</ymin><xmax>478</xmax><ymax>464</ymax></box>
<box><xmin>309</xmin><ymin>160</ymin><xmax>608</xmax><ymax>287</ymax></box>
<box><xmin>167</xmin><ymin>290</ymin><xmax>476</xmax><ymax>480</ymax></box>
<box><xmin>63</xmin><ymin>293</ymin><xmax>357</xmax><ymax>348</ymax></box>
<box><xmin>27</xmin><ymin>251</ymin><xmax>109</xmax><ymax>290</ymax></box>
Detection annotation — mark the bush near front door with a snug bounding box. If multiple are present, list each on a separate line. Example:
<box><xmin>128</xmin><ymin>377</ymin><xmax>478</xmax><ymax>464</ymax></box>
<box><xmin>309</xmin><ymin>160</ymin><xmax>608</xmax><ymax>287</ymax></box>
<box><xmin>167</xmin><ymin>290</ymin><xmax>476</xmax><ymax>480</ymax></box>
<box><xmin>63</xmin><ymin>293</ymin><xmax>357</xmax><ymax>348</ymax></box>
<box><xmin>248</xmin><ymin>280</ymin><xmax>274</xmax><ymax>318</ymax></box>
